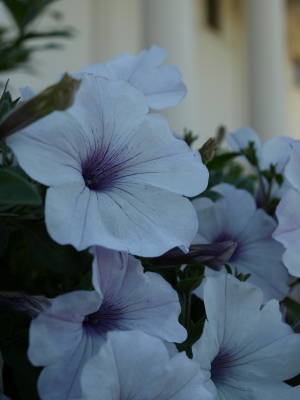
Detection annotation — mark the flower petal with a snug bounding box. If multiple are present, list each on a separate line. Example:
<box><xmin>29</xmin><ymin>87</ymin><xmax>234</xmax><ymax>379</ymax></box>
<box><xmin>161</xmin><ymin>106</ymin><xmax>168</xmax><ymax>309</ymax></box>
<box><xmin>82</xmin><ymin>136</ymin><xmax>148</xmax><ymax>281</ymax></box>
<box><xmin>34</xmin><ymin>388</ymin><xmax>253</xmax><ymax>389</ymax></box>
<box><xmin>285</xmin><ymin>140</ymin><xmax>300</xmax><ymax>191</ymax></box>
<box><xmin>273</xmin><ymin>189</ymin><xmax>300</xmax><ymax>277</ymax></box>
<box><xmin>226</xmin><ymin>127</ymin><xmax>262</xmax><ymax>160</ymax></box>
<box><xmin>90</xmin><ymin>246</ymin><xmax>187</xmax><ymax>343</ymax></box>
<box><xmin>193</xmin><ymin>184</ymin><xmax>288</xmax><ymax>301</ymax></box>
<box><xmin>28</xmin><ymin>290</ymin><xmax>102</xmax><ymax>366</ymax></box>
<box><xmin>80</xmin><ymin>330</ymin><xmax>212</xmax><ymax>400</ymax></box>
<box><xmin>37</xmin><ymin>330</ymin><xmax>104</xmax><ymax>400</ymax></box>
<box><xmin>80</xmin><ymin>45</ymin><xmax>187</xmax><ymax>109</ymax></box>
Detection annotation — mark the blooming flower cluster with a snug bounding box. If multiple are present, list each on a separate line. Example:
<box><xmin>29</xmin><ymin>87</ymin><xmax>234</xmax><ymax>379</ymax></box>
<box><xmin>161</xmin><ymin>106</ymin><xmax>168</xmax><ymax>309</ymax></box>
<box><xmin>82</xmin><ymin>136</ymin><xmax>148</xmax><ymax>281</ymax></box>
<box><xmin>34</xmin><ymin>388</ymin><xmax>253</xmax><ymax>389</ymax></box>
<box><xmin>1</xmin><ymin>45</ymin><xmax>300</xmax><ymax>400</ymax></box>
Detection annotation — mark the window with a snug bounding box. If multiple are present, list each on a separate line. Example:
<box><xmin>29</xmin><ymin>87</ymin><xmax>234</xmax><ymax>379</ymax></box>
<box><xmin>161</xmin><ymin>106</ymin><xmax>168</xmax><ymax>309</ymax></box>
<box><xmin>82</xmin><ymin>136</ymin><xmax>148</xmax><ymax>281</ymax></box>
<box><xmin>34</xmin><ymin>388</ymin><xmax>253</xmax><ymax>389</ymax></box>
<box><xmin>205</xmin><ymin>0</ymin><xmax>221</xmax><ymax>31</ymax></box>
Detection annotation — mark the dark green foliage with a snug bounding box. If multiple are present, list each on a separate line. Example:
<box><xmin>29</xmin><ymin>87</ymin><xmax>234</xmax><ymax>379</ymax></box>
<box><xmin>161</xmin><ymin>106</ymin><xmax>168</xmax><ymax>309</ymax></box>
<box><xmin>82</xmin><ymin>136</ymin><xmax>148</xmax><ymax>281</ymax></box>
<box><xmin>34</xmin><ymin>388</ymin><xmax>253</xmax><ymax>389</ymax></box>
<box><xmin>0</xmin><ymin>169</ymin><xmax>42</xmax><ymax>205</ymax></box>
<box><xmin>183</xmin><ymin>128</ymin><xmax>199</xmax><ymax>147</ymax></box>
<box><xmin>0</xmin><ymin>0</ymin><xmax>73</xmax><ymax>75</ymax></box>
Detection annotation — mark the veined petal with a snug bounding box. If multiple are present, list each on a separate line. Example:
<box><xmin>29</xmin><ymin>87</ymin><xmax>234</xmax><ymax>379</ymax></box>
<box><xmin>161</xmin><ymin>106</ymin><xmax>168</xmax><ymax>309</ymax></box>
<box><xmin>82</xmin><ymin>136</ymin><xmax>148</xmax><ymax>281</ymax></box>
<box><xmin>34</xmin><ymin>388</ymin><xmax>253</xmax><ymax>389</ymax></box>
<box><xmin>37</xmin><ymin>330</ymin><xmax>104</xmax><ymax>400</ymax></box>
<box><xmin>80</xmin><ymin>330</ymin><xmax>212</xmax><ymax>400</ymax></box>
<box><xmin>193</xmin><ymin>274</ymin><xmax>300</xmax><ymax>400</ymax></box>
<box><xmin>193</xmin><ymin>183</ymin><xmax>288</xmax><ymax>302</ymax></box>
<box><xmin>9</xmin><ymin>74</ymin><xmax>206</xmax><ymax>255</ymax></box>
<box><xmin>28</xmin><ymin>290</ymin><xmax>102</xmax><ymax>366</ymax></box>
<box><xmin>90</xmin><ymin>246</ymin><xmax>187</xmax><ymax>343</ymax></box>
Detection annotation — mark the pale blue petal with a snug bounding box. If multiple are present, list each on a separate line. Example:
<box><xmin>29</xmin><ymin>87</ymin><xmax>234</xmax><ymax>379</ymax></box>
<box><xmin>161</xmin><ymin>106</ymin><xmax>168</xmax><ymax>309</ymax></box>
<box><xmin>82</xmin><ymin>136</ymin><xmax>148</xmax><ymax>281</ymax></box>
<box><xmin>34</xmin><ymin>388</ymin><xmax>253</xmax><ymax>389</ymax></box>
<box><xmin>90</xmin><ymin>246</ymin><xmax>187</xmax><ymax>343</ymax></box>
<box><xmin>226</xmin><ymin>127</ymin><xmax>262</xmax><ymax>161</ymax></box>
<box><xmin>260</xmin><ymin>136</ymin><xmax>294</xmax><ymax>173</ymax></box>
<box><xmin>273</xmin><ymin>189</ymin><xmax>300</xmax><ymax>277</ymax></box>
<box><xmin>37</xmin><ymin>329</ymin><xmax>104</xmax><ymax>400</ymax></box>
<box><xmin>285</xmin><ymin>140</ymin><xmax>300</xmax><ymax>191</ymax></box>
<box><xmin>80</xmin><ymin>45</ymin><xmax>187</xmax><ymax>109</ymax></box>
<box><xmin>28</xmin><ymin>290</ymin><xmax>102</xmax><ymax>366</ymax></box>
<box><xmin>193</xmin><ymin>183</ymin><xmax>289</xmax><ymax>302</ymax></box>
<box><xmin>80</xmin><ymin>331</ymin><xmax>212</xmax><ymax>400</ymax></box>
<box><xmin>193</xmin><ymin>274</ymin><xmax>300</xmax><ymax>399</ymax></box>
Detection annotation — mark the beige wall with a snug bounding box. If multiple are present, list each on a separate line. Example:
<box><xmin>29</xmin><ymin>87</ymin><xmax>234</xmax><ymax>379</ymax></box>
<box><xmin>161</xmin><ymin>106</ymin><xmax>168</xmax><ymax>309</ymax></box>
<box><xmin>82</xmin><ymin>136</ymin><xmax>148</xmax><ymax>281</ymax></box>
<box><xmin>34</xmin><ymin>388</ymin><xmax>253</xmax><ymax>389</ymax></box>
<box><xmin>1</xmin><ymin>0</ymin><xmax>299</xmax><ymax>145</ymax></box>
<box><xmin>143</xmin><ymin>0</ymin><xmax>249</xmax><ymax>147</ymax></box>
<box><xmin>0</xmin><ymin>0</ymin><xmax>142</xmax><ymax>94</ymax></box>
<box><xmin>287</xmin><ymin>0</ymin><xmax>300</xmax><ymax>139</ymax></box>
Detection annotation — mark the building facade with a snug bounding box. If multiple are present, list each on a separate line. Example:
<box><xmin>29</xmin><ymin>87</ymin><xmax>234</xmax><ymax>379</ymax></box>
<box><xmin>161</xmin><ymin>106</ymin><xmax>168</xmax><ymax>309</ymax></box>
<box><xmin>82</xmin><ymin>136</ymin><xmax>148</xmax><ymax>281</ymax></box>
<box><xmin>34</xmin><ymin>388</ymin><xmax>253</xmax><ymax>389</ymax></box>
<box><xmin>1</xmin><ymin>0</ymin><xmax>300</xmax><ymax>146</ymax></box>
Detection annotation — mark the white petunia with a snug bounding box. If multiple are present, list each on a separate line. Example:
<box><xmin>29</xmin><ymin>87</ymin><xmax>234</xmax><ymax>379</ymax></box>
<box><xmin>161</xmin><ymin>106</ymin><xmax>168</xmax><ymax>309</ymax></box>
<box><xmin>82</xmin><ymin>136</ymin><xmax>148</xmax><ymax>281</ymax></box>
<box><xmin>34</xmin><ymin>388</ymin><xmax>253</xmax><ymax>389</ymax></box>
<box><xmin>192</xmin><ymin>183</ymin><xmax>289</xmax><ymax>302</ymax></box>
<box><xmin>273</xmin><ymin>140</ymin><xmax>300</xmax><ymax>277</ymax></box>
<box><xmin>80</xmin><ymin>45</ymin><xmax>187</xmax><ymax>110</ymax></box>
<box><xmin>7</xmin><ymin>73</ymin><xmax>208</xmax><ymax>256</ymax></box>
<box><xmin>28</xmin><ymin>247</ymin><xmax>186</xmax><ymax>400</ymax></box>
<box><xmin>193</xmin><ymin>273</ymin><xmax>300</xmax><ymax>400</ymax></box>
<box><xmin>80</xmin><ymin>330</ymin><xmax>213</xmax><ymax>400</ymax></box>
<box><xmin>227</xmin><ymin>126</ymin><xmax>294</xmax><ymax>199</ymax></box>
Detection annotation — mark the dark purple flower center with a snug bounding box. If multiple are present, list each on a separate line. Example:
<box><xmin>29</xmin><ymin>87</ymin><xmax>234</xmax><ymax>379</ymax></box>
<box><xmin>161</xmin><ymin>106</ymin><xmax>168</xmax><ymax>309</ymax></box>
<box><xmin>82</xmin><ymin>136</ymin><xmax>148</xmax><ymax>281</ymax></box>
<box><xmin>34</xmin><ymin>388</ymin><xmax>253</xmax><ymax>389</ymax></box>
<box><xmin>83</xmin><ymin>300</ymin><xmax>124</xmax><ymax>333</ymax></box>
<box><xmin>81</xmin><ymin>145</ymin><xmax>123</xmax><ymax>191</ymax></box>
<box><xmin>211</xmin><ymin>349</ymin><xmax>234</xmax><ymax>380</ymax></box>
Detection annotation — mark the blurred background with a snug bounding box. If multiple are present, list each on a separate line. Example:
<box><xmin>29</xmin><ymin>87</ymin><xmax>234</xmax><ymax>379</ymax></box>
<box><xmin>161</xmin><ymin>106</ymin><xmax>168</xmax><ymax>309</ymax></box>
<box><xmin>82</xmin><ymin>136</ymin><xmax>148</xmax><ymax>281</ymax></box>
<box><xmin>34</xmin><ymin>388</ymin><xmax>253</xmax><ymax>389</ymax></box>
<box><xmin>1</xmin><ymin>0</ymin><xmax>300</xmax><ymax>147</ymax></box>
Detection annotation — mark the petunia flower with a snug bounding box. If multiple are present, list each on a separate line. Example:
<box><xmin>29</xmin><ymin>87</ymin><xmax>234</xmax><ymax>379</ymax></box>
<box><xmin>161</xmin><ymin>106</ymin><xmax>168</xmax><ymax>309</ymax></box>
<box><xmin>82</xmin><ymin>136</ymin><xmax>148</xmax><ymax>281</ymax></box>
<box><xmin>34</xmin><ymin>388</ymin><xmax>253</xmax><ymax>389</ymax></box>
<box><xmin>193</xmin><ymin>273</ymin><xmax>300</xmax><ymax>400</ymax></box>
<box><xmin>192</xmin><ymin>183</ymin><xmax>289</xmax><ymax>302</ymax></box>
<box><xmin>273</xmin><ymin>140</ymin><xmax>300</xmax><ymax>277</ymax></box>
<box><xmin>227</xmin><ymin>126</ymin><xmax>294</xmax><ymax>200</ymax></box>
<box><xmin>6</xmin><ymin>73</ymin><xmax>208</xmax><ymax>256</ymax></box>
<box><xmin>28</xmin><ymin>247</ymin><xmax>186</xmax><ymax>400</ymax></box>
<box><xmin>80</xmin><ymin>45</ymin><xmax>187</xmax><ymax>110</ymax></box>
<box><xmin>79</xmin><ymin>330</ymin><xmax>213</xmax><ymax>400</ymax></box>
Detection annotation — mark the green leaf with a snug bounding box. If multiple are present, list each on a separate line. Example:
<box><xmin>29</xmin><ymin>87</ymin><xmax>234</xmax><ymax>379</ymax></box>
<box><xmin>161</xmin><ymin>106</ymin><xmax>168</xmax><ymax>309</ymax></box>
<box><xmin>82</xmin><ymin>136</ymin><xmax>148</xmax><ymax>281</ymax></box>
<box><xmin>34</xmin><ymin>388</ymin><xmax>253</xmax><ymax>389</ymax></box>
<box><xmin>0</xmin><ymin>218</ymin><xmax>8</xmax><ymax>254</ymax></box>
<box><xmin>2</xmin><ymin>347</ymin><xmax>41</xmax><ymax>400</ymax></box>
<box><xmin>0</xmin><ymin>169</ymin><xmax>42</xmax><ymax>205</ymax></box>
<box><xmin>15</xmin><ymin>221</ymin><xmax>83</xmax><ymax>274</ymax></box>
<box><xmin>75</xmin><ymin>270</ymin><xmax>93</xmax><ymax>291</ymax></box>
<box><xmin>178</xmin><ymin>276</ymin><xmax>204</xmax><ymax>293</ymax></box>
<box><xmin>283</xmin><ymin>297</ymin><xmax>300</xmax><ymax>328</ymax></box>
<box><xmin>22</xmin><ymin>29</ymin><xmax>74</xmax><ymax>40</ymax></box>
<box><xmin>206</xmin><ymin>152</ymin><xmax>240</xmax><ymax>170</ymax></box>
<box><xmin>275</xmin><ymin>173</ymin><xmax>284</xmax><ymax>187</ymax></box>
<box><xmin>1</xmin><ymin>0</ymin><xmax>59</xmax><ymax>32</ymax></box>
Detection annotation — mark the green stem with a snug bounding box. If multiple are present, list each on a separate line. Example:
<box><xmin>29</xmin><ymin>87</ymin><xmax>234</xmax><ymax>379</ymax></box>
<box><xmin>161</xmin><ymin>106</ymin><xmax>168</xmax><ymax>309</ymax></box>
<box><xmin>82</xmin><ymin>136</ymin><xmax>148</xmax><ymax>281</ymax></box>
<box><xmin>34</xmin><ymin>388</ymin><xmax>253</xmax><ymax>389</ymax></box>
<box><xmin>263</xmin><ymin>179</ymin><xmax>273</xmax><ymax>211</ymax></box>
<box><xmin>256</xmin><ymin>167</ymin><xmax>266</xmax><ymax>200</ymax></box>
<box><xmin>184</xmin><ymin>291</ymin><xmax>191</xmax><ymax>333</ymax></box>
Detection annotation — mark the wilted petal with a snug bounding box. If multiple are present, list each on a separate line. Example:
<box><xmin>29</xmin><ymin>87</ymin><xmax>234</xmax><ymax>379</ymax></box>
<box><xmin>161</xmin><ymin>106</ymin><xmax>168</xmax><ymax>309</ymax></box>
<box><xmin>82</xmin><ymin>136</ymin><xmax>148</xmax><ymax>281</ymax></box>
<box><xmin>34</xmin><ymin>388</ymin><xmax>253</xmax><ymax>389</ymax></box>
<box><xmin>1</xmin><ymin>74</ymin><xmax>81</xmax><ymax>139</ymax></box>
<box><xmin>151</xmin><ymin>241</ymin><xmax>237</xmax><ymax>271</ymax></box>
<box><xmin>80</xmin><ymin>330</ymin><xmax>212</xmax><ymax>400</ymax></box>
<box><xmin>80</xmin><ymin>45</ymin><xmax>187</xmax><ymax>109</ymax></box>
<box><xmin>0</xmin><ymin>291</ymin><xmax>50</xmax><ymax>318</ymax></box>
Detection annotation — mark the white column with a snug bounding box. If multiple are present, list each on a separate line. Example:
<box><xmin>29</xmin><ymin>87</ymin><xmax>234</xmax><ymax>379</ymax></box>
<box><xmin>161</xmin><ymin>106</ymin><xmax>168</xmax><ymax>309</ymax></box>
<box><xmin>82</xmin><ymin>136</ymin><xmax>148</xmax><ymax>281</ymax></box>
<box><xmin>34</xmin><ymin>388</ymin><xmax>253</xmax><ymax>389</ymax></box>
<box><xmin>90</xmin><ymin>0</ymin><xmax>143</xmax><ymax>63</ymax></box>
<box><xmin>247</xmin><ymin>0</ymin><xmax>287</xmax><ymax>142</ymax></box>
<box><xmin>142</xmin><ymin>0</ymin><xmax>199</xmax><ymax>142</ymax></box>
